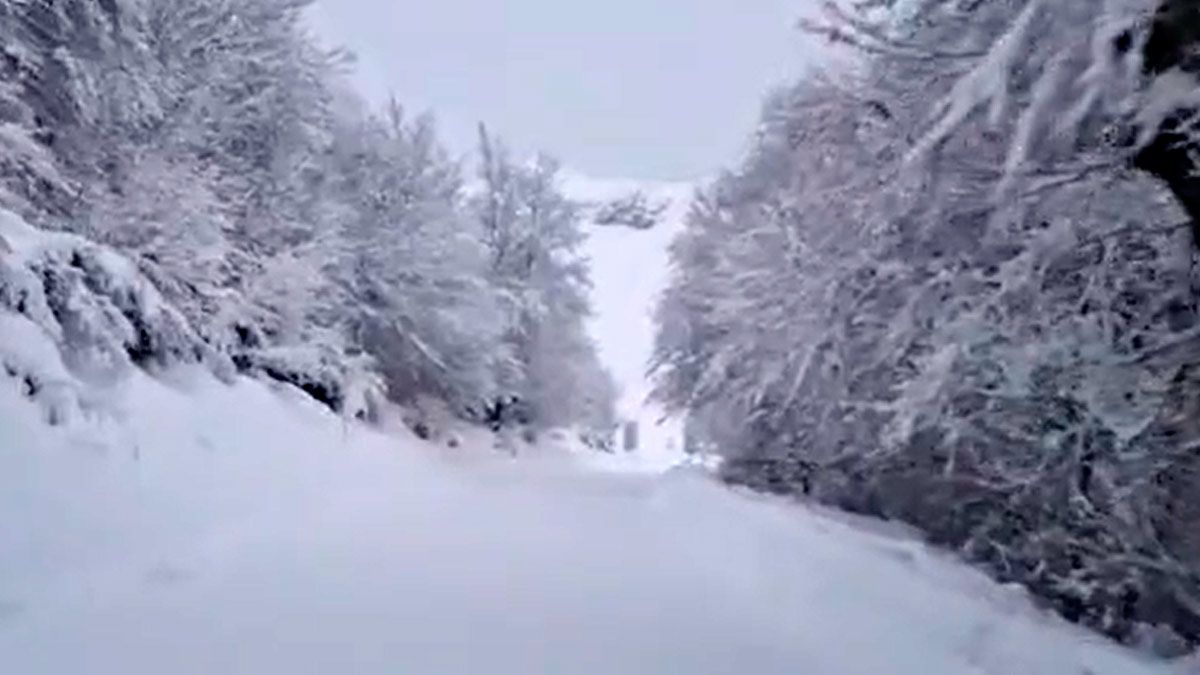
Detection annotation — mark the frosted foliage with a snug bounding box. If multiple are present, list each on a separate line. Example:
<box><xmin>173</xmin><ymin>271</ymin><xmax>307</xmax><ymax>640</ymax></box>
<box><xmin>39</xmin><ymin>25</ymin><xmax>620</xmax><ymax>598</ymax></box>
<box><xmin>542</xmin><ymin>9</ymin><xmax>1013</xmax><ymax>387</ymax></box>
<box><xmin>0</xmin><ymin>209</ymin><xmax>213</xmax><ymax>424</ymax></box>
<box><xmin>805</xmin><ymin>0</ymin><xmax>1200</xmax><ymax>217</ymax></box>
<box><xmin>656</xmin><ymin>0</ymin><xmax>1200</xmax><ymax>652</ymax></box>
<box><xmin>324</xmin><ymin>108</ymin><xmax>508</xmax><ymax>410</ymax></box>
<box><xmin>0</xmin><ymin>0</ymin><xmax>612</xmax><ymax>430</ymax></box>
<box><xmin>474</xmin><ymin>128</ymin><xmax>616</xmax><ymax>434</ymax></box>
<box><xmin>593</xmin><ymin>191</ymin><xmax>668</xmax><ymax>230</ymax></box>
<box><xmin>144</xmin><ymin>0</ymin><xmax>337</xmax><ymax>239</ymax></box>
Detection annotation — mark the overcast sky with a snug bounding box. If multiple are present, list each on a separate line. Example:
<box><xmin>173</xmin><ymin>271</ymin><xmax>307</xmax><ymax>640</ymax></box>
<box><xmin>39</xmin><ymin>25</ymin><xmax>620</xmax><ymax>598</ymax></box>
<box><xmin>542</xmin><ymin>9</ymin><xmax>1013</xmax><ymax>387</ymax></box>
<box><xmin>311</xmin><ymin>1</ymin><xmax>811</xmax><ymax>181</ymax></box>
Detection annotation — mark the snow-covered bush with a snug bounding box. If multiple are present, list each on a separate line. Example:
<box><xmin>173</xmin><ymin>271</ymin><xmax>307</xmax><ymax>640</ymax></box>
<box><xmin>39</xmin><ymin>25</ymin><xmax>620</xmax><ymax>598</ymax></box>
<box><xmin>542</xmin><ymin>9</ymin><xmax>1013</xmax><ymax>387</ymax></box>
<box><xmin>592</xmin><ymin>191</ymin><xmax>669</xmax><ymax>230</ymax></box>
<box><xmin>0</xmin><ymin>208</ymin><xmax>216</xmax><ymax>423</ymax></box>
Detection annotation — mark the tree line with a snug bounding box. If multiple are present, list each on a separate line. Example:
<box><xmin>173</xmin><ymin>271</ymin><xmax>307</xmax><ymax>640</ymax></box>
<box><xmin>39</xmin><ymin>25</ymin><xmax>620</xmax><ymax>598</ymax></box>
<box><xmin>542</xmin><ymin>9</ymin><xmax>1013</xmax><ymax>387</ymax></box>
<box><xmin>0</xmin><ymin>0</ymin><xmax>615</xmax><ymax>443</ymax></box>
<box><xmin>654</xmin><ymin>0</ymin><xmax>1200</xmax><ymax>654</ymax></box>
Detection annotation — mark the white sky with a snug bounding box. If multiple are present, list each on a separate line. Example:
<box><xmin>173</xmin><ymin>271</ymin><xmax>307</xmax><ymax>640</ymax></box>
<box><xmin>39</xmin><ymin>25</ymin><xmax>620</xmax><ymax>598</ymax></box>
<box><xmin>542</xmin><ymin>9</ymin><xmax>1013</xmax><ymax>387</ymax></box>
<box><xmin>310</xmin><ymin>0</ymin><xmax>813</xmax><ymax>180</ymax></box>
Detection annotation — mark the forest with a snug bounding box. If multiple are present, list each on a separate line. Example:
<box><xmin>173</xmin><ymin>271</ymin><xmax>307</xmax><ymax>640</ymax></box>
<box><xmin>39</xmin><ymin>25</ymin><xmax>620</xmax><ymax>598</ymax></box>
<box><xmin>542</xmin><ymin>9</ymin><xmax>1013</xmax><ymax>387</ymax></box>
<box><xmin>0</xmin><ymin>0</ymin><xmax>617</xmax><ymax>446</ymax></box>
<box><xmin>654</xmin><ymin>0</ymin><xmax>1200</xmax><ymax>652</ymax></box>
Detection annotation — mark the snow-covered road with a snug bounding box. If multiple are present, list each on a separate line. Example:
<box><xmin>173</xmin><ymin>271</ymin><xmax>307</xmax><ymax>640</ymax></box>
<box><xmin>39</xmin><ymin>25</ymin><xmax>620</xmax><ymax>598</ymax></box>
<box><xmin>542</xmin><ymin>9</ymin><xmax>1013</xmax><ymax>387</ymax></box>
<box><xmin>569</xmin><ymin>174</ymin><xmax>695</xmax><ymax>466</ymax></box>
<box><xmin>0</xmin><ymin>371</ymin><xmax>1174</xmax><ymax>674</ymax></box>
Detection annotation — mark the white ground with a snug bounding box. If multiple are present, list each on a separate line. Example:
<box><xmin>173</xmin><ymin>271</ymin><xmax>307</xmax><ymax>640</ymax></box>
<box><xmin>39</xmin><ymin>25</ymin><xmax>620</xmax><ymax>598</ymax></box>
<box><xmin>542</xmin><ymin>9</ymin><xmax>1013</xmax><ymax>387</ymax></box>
<box><xmin>0</xmin><ymin>363</ymin><xmax>1179</xmax><ymax>674</ymax></box>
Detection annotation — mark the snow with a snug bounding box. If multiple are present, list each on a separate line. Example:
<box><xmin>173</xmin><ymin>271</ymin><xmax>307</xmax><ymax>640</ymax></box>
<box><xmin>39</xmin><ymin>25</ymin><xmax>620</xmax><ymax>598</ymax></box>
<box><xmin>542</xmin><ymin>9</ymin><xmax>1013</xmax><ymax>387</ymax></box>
<box><xmin>568</xmin><ymin>173</ymin><xmax>696</xmax><ymax>471</ymax></box>
<box><xmin>0</xmin><ymin>362</ymin><xmax>1176</xmax><ymax>674</ymax></box>
<box><xmin>0</xmin><ymin>193</ymin><xmax>1182</xmax><ymax>673</ymax></box>
<box><xmin>0</xmin><ymin>207</ymin><xmax>215</xmax><ymax>425</ymax></box>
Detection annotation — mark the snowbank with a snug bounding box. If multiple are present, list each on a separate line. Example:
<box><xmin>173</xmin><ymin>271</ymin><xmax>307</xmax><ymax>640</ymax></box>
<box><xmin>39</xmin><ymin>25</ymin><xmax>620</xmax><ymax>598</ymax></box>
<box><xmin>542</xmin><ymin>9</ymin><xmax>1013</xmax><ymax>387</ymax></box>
<box><xmin>0</xmin><ymin>209</ymin><xmax>382</xmax><ymax>422</ymax></box>
<box><xmin>0</xmin><ymin>356</ymin><xmax>1178</xmax><ymax>673</ymax></box>
<box><xmin>0</xmin><ymin>208</ymin><xmax>216</xmax><ymax>424</ymax></box>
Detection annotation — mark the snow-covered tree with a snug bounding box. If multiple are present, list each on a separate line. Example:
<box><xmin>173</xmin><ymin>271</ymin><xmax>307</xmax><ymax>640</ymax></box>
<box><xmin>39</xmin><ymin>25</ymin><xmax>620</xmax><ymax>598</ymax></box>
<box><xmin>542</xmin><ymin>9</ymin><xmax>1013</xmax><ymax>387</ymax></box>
<box><xmin>474</xmin><ymin>126</ymin><xmax>615</xmax><ymax>434</ymax></box>
<box><xmin>143</xmin><ymin>0</ymin><xmax>340</xmax><ymax>251</ymax></box>
<box><xmin>803</xmin><ymin>0</ymin><xmax>1200</xmax><ymax>238</ymax></box>
<box><xmin>0</xmin><ymin>0</ymin><xmax>135</xmax><ymax>221</ymax></box>
<box><xmin>322</xmin><ymin>103</ymin><xmax>508</xmax><ymax>411</ymax></box>
<box><xmin>0</xmin><ymin>0</ymin><xmax>603</xmax><ymax>437</ymax></box>
<box><xmin>656</xmin><ymin>0</ymin><xmax>1200</xmax><ymax>648</ymax></box>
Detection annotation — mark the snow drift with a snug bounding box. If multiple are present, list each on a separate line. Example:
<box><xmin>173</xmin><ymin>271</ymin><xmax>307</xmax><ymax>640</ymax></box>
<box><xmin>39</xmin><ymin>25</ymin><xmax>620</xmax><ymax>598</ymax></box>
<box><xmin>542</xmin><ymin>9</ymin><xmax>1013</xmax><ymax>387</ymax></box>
<box><xmin>0</xmin><ymin>207</ymin><xmax>217</xmax><ymax>426</ymax></box>
<box><xmin>0</xmin><ymin>202</ymin><xmax>1181</xmax><ymax>673</ymax></box>
<box><xmin>0</xmin><ymin>314</ymin><xmax>1179</xmax><ymax>673</ymax></box>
